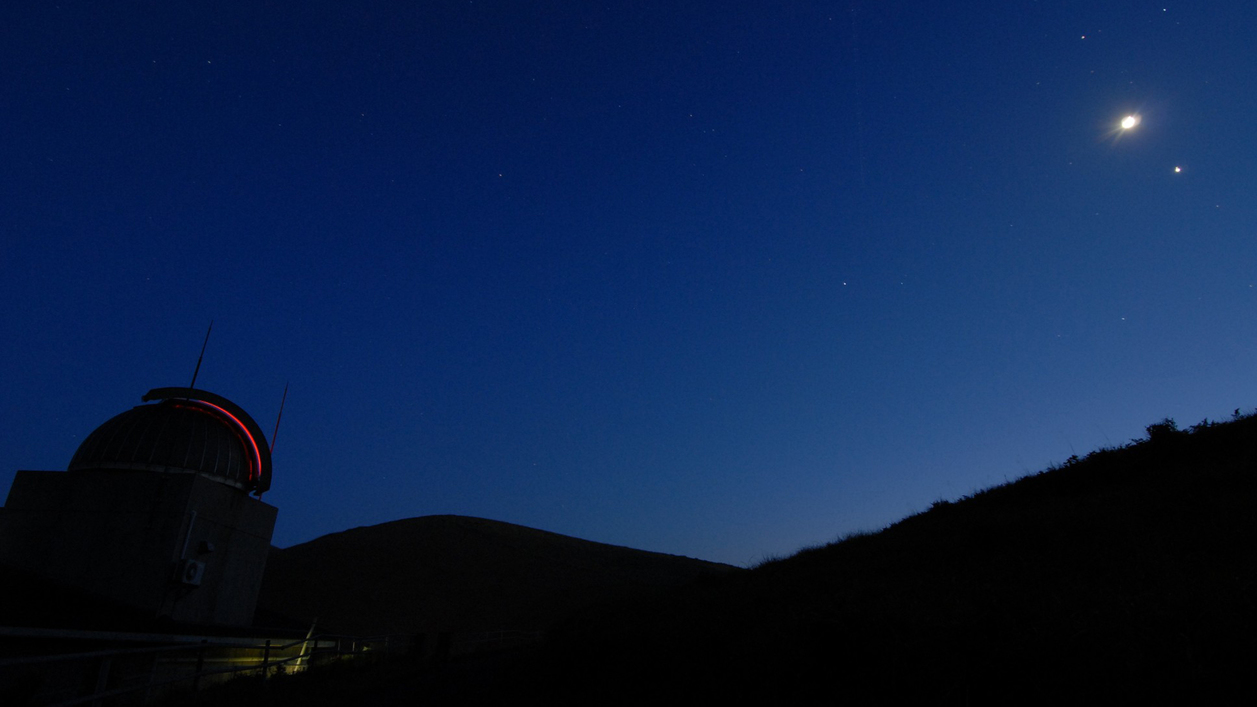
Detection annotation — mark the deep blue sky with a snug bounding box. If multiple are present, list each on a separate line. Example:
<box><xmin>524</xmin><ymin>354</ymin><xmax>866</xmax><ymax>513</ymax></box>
<box><xmin>3</xmin><ymin>1</ymin><xmax>1254</xmax><ymax>566</ymax></box>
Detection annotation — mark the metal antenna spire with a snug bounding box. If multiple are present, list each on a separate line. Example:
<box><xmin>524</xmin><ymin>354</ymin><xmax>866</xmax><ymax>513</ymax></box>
<box><xmin>270</xmin><ymin>382</ymin><xmax>289</xmax><ymax>455</ymax></box>
<box><xmin>189</xmin><ymin>320</ymin><xmax>214</xmax><ymax>389</ymax></box>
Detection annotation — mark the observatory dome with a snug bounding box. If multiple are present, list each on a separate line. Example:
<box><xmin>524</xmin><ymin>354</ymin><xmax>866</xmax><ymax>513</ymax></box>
<box><xmin>67</xmin><ymin>388</ymin><xmax>272</xmax><ymax>495</ymax></box>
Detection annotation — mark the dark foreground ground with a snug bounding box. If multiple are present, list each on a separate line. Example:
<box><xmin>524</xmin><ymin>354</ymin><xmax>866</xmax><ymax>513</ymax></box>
<box><xmin>194</xmin><ymin>413</ymin><xmax>1256</xmax><ymax>705</ymax></box>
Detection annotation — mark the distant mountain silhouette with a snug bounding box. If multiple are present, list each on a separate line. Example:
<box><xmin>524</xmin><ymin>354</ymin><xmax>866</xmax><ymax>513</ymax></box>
<box><xmin>256</xmin><ymin>515</ymin><xmax>736</xmax><ymax>637</ymax></box>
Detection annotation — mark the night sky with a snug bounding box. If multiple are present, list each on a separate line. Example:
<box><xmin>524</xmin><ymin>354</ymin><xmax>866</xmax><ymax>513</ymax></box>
<box><xmin>3</xmin><ymin>1</ymin><xmax>1254</xmax><ymax>566</ymax></box>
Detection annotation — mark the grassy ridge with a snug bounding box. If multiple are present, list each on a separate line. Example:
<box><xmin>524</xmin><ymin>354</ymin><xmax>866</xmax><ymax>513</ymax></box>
<box><xmin>505</xmin><ymin>414</ymin><xmax>1256</xmax><ymax>704</ymax></box>
<box><xmin>192</xmin><ymin>412</ymin><xmax>1256</xmax><ymax>705</ymax></box>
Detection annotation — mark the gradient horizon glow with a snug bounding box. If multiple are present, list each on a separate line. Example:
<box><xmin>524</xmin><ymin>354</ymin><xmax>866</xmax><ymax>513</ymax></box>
<box><xmin>3</xmin><ymin>1</ymin><xmax>1255</xmax><ymax>566</ymax></box>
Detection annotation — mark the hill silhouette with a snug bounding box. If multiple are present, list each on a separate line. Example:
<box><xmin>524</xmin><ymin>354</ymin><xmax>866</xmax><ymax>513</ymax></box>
<box><xmin>492</xmin><ymin>413</ymin><xmax>1255</xmax><ymax>704</ymax></box>
<box><xmin>257</xmin><ymin>515</ymin><xmax>736</xmax><ymax>637</ymax></box>
<box><xmin>230</xmin><ymin>413</ymin><xmax>1254</xmax><ymax>705</ymax></box>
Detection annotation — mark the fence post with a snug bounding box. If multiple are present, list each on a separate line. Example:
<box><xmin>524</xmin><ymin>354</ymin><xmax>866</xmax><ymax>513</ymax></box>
<box><xmin>262</xmin><ymin>639</ymin><xmax>272</xmax><ymax>681</ymax></box>
<box><xmin>143</xmin><ymin>650</ymin><xmax>160</xmax><ymax>703</ymax></box>
<box><xmin>192</xmin><ymin>640</ymin><xmax>207</xmax><ymax>690</ymax></box>
<box><xmin>89</xmin><ymin>656</ymin><xmax>111</xmax><ymax>707</ymax></box>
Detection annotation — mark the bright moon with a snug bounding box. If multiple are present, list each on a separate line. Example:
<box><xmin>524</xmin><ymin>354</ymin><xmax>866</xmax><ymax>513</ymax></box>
<box><xmin>1120</xmin><ymin>115</ymin><xmax>1139</xmax><ymax>130</ymax></box>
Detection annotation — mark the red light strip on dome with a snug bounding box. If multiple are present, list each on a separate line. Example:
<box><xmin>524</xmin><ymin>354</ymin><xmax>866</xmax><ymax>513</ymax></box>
<box><xmin>195</xmin><ymin>399</ymin><xmax>263</xmax><ymax>483</ymax></box>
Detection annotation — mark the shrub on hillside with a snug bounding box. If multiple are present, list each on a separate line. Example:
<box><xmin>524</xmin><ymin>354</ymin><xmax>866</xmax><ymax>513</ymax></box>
<box><xmin>1145</xmin><ymin>417</ymin><xmax>1182</xmax><ymax>443</ymax></box>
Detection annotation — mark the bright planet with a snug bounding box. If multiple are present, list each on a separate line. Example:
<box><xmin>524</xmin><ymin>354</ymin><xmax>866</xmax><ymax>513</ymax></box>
<box><xmin>1121</xmin><ymin>115</ymin><xmax>1140</xmax><ymax>129</ymax></box>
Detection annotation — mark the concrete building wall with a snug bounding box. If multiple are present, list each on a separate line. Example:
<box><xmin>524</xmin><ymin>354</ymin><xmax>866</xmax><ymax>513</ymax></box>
<box><xmin>0</xmin><ymin>469</ymin><xmax>276</xmax><ymax>627</ymax></box>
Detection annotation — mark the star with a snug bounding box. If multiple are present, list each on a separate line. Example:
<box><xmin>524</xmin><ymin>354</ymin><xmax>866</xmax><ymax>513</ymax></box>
<box><xmin>1120</xmin><ymin>115</ymin><xmax>1139</xmax><ymax>130</ymax></box>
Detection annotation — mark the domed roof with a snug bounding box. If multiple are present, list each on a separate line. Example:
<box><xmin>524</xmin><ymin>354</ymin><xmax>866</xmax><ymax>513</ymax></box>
<box><xmin>68</xmin><ymin>388</ymin><xmax>272</xmax><ymax>495</ymax></box>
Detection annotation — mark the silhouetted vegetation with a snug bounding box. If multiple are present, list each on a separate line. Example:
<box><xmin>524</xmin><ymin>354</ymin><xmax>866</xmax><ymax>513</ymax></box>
<box><xmin>495</xmin><ymin>411</ymin><xmax>1256</xmax><ymax>704</ymax></box>
<box><xmin>192</xmin><ymin>411</ymin><xmax>1256</xmax><ymax>704</ymax></box>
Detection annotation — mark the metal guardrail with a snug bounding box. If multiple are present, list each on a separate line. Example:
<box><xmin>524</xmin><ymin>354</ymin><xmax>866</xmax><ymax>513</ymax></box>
<box><xmin>0</xmin><ymin>628</ymin><xmax>403</xmax><ymax>706</ymax></box>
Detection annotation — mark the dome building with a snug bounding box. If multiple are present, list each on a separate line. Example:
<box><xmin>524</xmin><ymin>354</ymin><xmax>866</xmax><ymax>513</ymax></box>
<box><xmin>67</xmin><ymin>387</ymin><xmax>273</xmax><ymax>495</ymax></box>
<box><xmin>0</xmin><ymin>387</ymin><xmax>278</xmax><ymax>627</ymax></box>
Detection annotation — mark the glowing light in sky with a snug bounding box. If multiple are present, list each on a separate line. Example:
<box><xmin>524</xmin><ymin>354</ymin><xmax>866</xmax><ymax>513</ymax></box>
<box><xmin>1175</xmin><ymin>166</ymin><xmax>1182</xmax><ymax>173</ymax></box>
<box><xmin>1120</xmin><ymin>115</ymin><xmax>1139</xmax><ymax>130</ymax></box>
